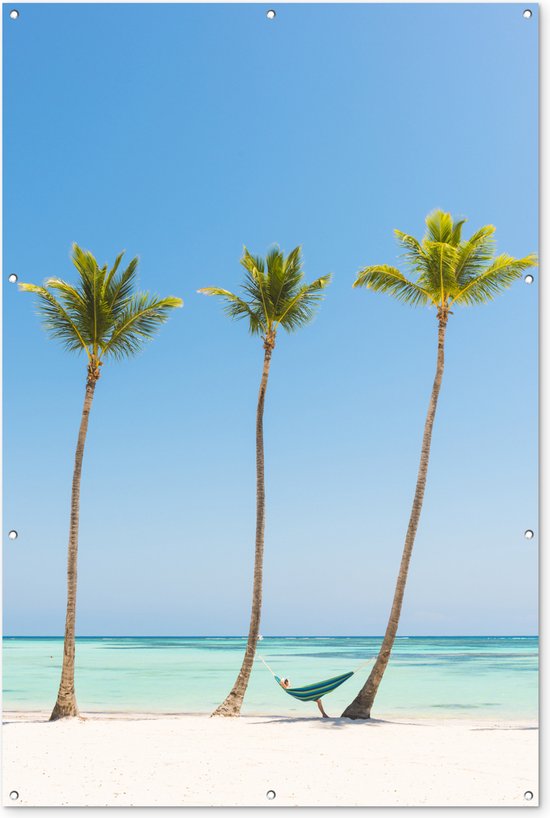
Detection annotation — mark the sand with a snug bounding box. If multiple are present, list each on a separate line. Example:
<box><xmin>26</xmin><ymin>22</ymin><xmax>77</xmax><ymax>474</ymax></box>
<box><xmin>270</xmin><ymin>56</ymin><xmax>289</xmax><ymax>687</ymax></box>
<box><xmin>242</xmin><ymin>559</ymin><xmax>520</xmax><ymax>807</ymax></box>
<box><xmin>2</xmin><ymin>712</ymin><xmax>538</xmax><ymax>807</ymax></box>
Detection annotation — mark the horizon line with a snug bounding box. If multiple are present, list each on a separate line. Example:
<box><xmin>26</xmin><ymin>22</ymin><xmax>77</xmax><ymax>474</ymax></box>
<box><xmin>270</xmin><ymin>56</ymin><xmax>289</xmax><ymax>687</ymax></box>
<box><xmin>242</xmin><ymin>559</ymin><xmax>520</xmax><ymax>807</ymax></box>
<box><xmin>3</xmin><ymin>634</ymin><xmax>539</xmax><ymax>639</ymax></box>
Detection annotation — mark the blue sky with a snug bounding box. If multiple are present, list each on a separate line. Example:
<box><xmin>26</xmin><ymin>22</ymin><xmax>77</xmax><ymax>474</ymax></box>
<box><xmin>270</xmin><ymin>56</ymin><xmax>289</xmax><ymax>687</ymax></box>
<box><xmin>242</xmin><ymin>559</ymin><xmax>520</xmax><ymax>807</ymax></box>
<box><xmin>3</xmin><ymin>3</ymin><xmax>538</xmax><ymax>636</ymax></box>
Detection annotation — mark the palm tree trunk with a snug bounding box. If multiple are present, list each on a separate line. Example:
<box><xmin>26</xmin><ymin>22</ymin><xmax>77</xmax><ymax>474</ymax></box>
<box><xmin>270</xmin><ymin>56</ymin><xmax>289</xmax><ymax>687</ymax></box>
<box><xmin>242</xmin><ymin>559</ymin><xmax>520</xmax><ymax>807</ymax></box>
<box><xmin>50</xmin><ymin>370</ymin><xmax>98</xmax><ymax>721</ymax></box>
<box><xmin>342</xmin><ymin>313</ymin><xmax>448</xmax><ymax>720</ymax></box>
<box><xmin>212</xmin><ymin>336</ymin><xmax>274</xmax><ymax>716</ymax></box>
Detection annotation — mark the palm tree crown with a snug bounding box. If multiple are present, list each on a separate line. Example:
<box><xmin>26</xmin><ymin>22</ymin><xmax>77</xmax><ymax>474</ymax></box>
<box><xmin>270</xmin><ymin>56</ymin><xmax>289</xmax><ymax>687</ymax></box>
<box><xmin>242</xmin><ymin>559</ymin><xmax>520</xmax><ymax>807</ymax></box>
<box><xmin>354</xmin><ymin>209</ymin><xmax>537</xmax><ymax>315</ymax></box>
<box><xmin>199</xmin><ymin>245</ymin><xmax>331</xmax><ymax>346</ymax></box>
<box><xmin>20</xmin><ymin>243</ymin><xmax>183</xmax><ymax>378</ymax></box>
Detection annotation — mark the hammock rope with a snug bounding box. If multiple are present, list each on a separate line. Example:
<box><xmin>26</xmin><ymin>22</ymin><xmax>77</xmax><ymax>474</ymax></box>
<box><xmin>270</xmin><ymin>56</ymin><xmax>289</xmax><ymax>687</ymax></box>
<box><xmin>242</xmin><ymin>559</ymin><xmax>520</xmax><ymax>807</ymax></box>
<box><xmin>258</xmin><ymin>654</ymin><xmax>374</xmax><ymax>702</ymax></box>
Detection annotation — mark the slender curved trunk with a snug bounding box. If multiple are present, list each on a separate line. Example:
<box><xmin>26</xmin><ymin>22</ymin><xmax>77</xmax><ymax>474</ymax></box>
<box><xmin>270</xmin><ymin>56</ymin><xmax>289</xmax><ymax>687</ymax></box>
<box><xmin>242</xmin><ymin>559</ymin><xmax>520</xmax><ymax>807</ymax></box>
<box><xmin>342</xmin><ymin>313</ymin><xmax>448</xmax><ymax>720</ymax></box>
<box><xmin>50</xmin><ymin>366</ymin><xmax>98</xmax><ymax>721</ymax></box>
<box><xmin>212</xmin><ymin>335</ymin><xmax>274</xmax><ymax>716</ymax></box>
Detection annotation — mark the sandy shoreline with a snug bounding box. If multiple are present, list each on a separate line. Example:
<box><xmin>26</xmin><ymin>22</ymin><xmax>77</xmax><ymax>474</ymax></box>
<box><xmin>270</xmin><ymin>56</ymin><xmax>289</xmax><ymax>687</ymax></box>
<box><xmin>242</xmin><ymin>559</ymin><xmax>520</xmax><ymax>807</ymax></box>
<box><xmin>2</xmin><ymin>712</ymin><xmax>538</xmax><ymax>807</ymax></box>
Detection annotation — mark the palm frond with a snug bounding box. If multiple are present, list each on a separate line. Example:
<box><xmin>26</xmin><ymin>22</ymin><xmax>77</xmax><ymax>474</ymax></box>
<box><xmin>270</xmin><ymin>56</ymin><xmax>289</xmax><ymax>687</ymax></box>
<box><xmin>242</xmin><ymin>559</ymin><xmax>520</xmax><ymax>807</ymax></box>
<box><xmin>454</xmin><ymin>226</ymin><xmax>496</xmax><ymax>286</ymax></box>
<box><xmin>267</xmin><ymin>245</ymin><xmax>303</xmax><ymax>315</ymax></box>
<box><xmin>451</xmin><ymin>253</ymin><xmax>538</xmax><ymax>306</ymax></box>
<box><xmin>45</xmin><ymin>277</ymin><xmax>88</xmax><ymax>315</ymax></box>
<box><xmin>418</xmin><ymin>241</ymin><xmax>460</xmax><ymax>303</ymax></box>
<box><xmin>70</xmin><ymin>244</ymin><xmax>112</xmax><ymax>350</ymax></box>
<box><xmin>104</xmin><ymin>256</ymin><xmax>139</xmax><ymax>319</ymax></box>
<box><xmin>393</xmin><ymin>229</ymin><xmax>434</xmax><ymax>285</ymax></box>
<box><xmin>240</xmin><ymin>247</ymin><xmax>270</xmax><ymax>320</ymax></box>
<box><xmin>101</xmin><ymin>294</ymin><xmax>183</xmax><ymax>359</ymax></box>
<box><xmin>102</xmin><ymin>251</ymin><xmax>125</xmax><ymax>294</ymax></box>
<box><xmin>394</xmin><ymin>230</ymin><xmax>425</xmax><ymax>262</ymax></box>
<box><xmin>354</xmin><ymin>265</ymin><xmax>432</xmax><ymax>306</ymax></box>
<box><xmin>240</xmin><ymin>248</ymin><xmax>265</xmax><ymax>276</ymax></box>
<box><xmin>283</xmin><ymin>245</ymin><xmax>302</xmax><ymax>278</ymax></box>
<box><xmin>449</xmin><ymin>218</ymin><xmax>467</xmax><ymax>247</ymax></box>
<box><xmin>198</xmin><ymin>287</ymin><xmax>265</xmax><ymax>334</ymax></box>
<box><xmin>424</xmin><ymin>210</ymin><xmax>455</xmax><ymax>244</ymax></box>
<box><xmin>276</xmin><ymin>274</ymin><xmax>332</xmax><ymax>331</ymax></box>
<box><xmin>18</xmin><ymin>283</ymin><xmax>90</xmax><ymax>354</ymax></box>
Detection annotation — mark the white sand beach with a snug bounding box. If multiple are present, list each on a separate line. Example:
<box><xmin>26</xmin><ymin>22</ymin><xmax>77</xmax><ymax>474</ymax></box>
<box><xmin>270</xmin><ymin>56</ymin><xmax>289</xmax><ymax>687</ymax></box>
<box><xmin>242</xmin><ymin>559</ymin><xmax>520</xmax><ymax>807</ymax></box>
<box><xmin>2</xmin><ymin>712</ymin><xmax>538</xmax><ymax>807</ymax></box>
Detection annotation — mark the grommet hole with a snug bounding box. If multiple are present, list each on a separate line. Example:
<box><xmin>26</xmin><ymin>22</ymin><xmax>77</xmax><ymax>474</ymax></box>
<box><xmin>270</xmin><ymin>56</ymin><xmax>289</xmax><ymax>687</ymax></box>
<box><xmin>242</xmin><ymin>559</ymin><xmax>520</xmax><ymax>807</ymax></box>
<box><xmin>9</xmin><ymin>791</ymin><xmax>19</xmax><ymax>801</ymax></box>
<box><xmin>8</xmin><ymin>274</ymin><xmax>18</xmax><ymax>283</ymax></box>
<box><xmin>8</xmin><ymin>530</ymin><xmax>18</xmax><ymax>540</ymax></box>
<box><xmin>524</xmin><ymin>791</ymin><xmax>534</xmax><ymax>801</ymax></box>
<box><xmin>524</xmin><ymin>530</ymin><xmax>534</xmax><ymax>540</ymax></box>
<box><xmin>522</xmin><ymin>9</ymin><xmax>533</xmax><ymax>19</ymax></box>
<box><xmin>266</xmin><ymin>9</ymin><xmax>276</xmax><ymax>20</ymax></box>
<box><xmin>9</xmin><ymin>9</ymin><xmax>19</xmax><ymax>20</ymax></box>
<box><xmin>266</xmin><ymin>790</ymin><xmax>276</xmax><ymax>800</ymax></box>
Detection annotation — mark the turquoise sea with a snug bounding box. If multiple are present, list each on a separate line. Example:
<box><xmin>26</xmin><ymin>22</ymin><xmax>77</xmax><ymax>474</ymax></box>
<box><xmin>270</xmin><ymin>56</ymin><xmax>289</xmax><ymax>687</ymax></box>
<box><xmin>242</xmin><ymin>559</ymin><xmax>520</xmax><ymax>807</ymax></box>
<box><xmin>2</xmin><ymin>636</ymin><xmax>538</xmax><ymax>719</ymax></box>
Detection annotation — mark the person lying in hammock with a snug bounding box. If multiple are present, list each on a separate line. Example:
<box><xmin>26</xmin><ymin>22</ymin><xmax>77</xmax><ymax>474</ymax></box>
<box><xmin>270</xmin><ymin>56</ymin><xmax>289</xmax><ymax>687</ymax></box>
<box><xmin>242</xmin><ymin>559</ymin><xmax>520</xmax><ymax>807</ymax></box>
<box><xmin>279</xmin><ymin>678</ymin><xmax>329</xmax><ymax>719</ymax></box>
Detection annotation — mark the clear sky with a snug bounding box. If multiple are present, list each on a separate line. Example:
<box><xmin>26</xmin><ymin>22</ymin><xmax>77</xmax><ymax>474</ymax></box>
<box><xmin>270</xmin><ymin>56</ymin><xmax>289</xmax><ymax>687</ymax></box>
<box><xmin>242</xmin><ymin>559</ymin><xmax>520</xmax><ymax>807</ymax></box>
<box><xmin>3</xmin><ymin>4</ymin><xmax>538</xmax><ymax>636</ymax></box>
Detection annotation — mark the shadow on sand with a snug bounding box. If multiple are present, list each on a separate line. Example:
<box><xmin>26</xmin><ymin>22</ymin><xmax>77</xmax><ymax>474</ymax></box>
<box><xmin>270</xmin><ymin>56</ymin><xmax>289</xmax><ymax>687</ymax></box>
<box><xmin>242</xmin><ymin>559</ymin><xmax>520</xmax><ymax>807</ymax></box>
<box><xmin>251</xmin><ymin>715</ymin><xmax>427</xmax><ymax>729</ymax></box>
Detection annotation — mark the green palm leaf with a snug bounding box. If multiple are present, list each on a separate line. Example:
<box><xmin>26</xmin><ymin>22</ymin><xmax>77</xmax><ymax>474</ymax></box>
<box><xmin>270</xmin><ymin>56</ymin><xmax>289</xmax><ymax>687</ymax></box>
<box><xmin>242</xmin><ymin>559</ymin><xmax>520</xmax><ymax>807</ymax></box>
<box><xmin>104</xmin><ymin>256</ymin><xmax>140</xmax><ymax>319</ymax></box>
<box><xmin>394</xmin><ymin>230</ymin><xmax>426</xmax><ymax>267</ymax></box>
<box><xmin>354</xmin><ymin>265</ymin><xmax>432</xmax><ymax>306</ymax></box>
<box><xmin>101</xmin><ymin>293</ymin><xmax>183</xmax><ymax>359</ymax></box>
<box><xmin>102</xmin><ymin>251</ymin><xmax>125</xmax><ymax>294</ymax></box>
<box><xmin>276</xmin><ymin>274</ymin><xmax>332</xmax><ymax>331</ymax></box>
<box><xmin>418</xmin><ymin>241</ymin><xmax>460</xmax><ymax>303</ymax></box>
<box><xmin>424</xmin><ymin>210</ymin><xmax>465</xmax><ymax>247</ymax></box>
<box><xmin>424</xmin><ymin>209</ymin><xmax>456</xmax><ymax>244</ymax></box>
<box><xmin>68</xmin><ymin>245</ymin><xmax>112</xmax><ymax>352</ymax></box>
<box><xmin>449</xmin><ymin>218</ymin><xmax>466</xmax><ymax>247</ymax></box>
<box><xmin>451</xmin><ymin>253</ymin><xmax>537</xmax><ymax>305</ymax></box>
<box><xmin>453</xmin><ymin>226</ymin><xmax>496</xmax><ymax>287</ymax></box>
<box><xmin>197</xmin><ymin>287</ymin><xmax>265</xmax><ymax>334</ymax></box>
<box><xmin>268</xmin><ymin>245</ymin><xmax>303</xmax><ymax>314</ymax></box>
<box><xmin>18</xmin><ymin>282</ymin><xmax>89</xmax><ymax>354</ymax></box>
<box><xmin>43</xmin><ymin>277</ymin><xmax>92</xmax><ymax>345</ymax></box>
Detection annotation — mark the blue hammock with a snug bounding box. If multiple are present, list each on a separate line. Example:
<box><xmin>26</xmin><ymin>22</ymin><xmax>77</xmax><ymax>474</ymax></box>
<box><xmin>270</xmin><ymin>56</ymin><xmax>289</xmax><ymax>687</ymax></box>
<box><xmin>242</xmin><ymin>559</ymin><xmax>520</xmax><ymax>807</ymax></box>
<box><xmin>274</xmin><ymin>672</ymin><xmax>355</xmax><ymax>702</ymax></box>
<box><xmin>259</xmin><ymin>655</ymin><xmax>373</xmax><ymax>702</ymax></box>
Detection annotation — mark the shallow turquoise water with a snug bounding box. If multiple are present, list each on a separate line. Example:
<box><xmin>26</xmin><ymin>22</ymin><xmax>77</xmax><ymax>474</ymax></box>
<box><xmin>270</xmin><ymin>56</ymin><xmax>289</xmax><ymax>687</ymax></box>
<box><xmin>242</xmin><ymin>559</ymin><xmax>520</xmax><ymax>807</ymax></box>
<box><xmin>2</xmin><ymin>636</ymin><xmax>538</xmax><ymax>718</ymax></box>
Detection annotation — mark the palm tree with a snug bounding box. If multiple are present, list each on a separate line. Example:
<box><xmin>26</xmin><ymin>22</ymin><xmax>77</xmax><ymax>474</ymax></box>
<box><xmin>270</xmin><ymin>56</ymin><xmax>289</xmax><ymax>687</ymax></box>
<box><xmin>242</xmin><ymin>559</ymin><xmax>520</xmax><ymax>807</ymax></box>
<box><xmin>200</xmin><ymin>245</ymin><xmax>331</xmax><ymax>716</ymax></box>
<box><xmin>20</xmin><ymin>244</ymin><xmax>182</xmax><ymax>721</ymax></box>
<box><xmin>342</xmin><ymin>210</ymin><xmax>537</xmax><ymax>720</ymax></box>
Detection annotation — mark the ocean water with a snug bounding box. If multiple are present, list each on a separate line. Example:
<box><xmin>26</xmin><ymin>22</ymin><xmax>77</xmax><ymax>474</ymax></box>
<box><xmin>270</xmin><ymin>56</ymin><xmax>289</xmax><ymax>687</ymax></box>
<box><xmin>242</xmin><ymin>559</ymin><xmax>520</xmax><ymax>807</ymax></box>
<box><xmin>2</xmin><ymin>636</ymin><xmax>538</xmax><ymax>719</ymax></box>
